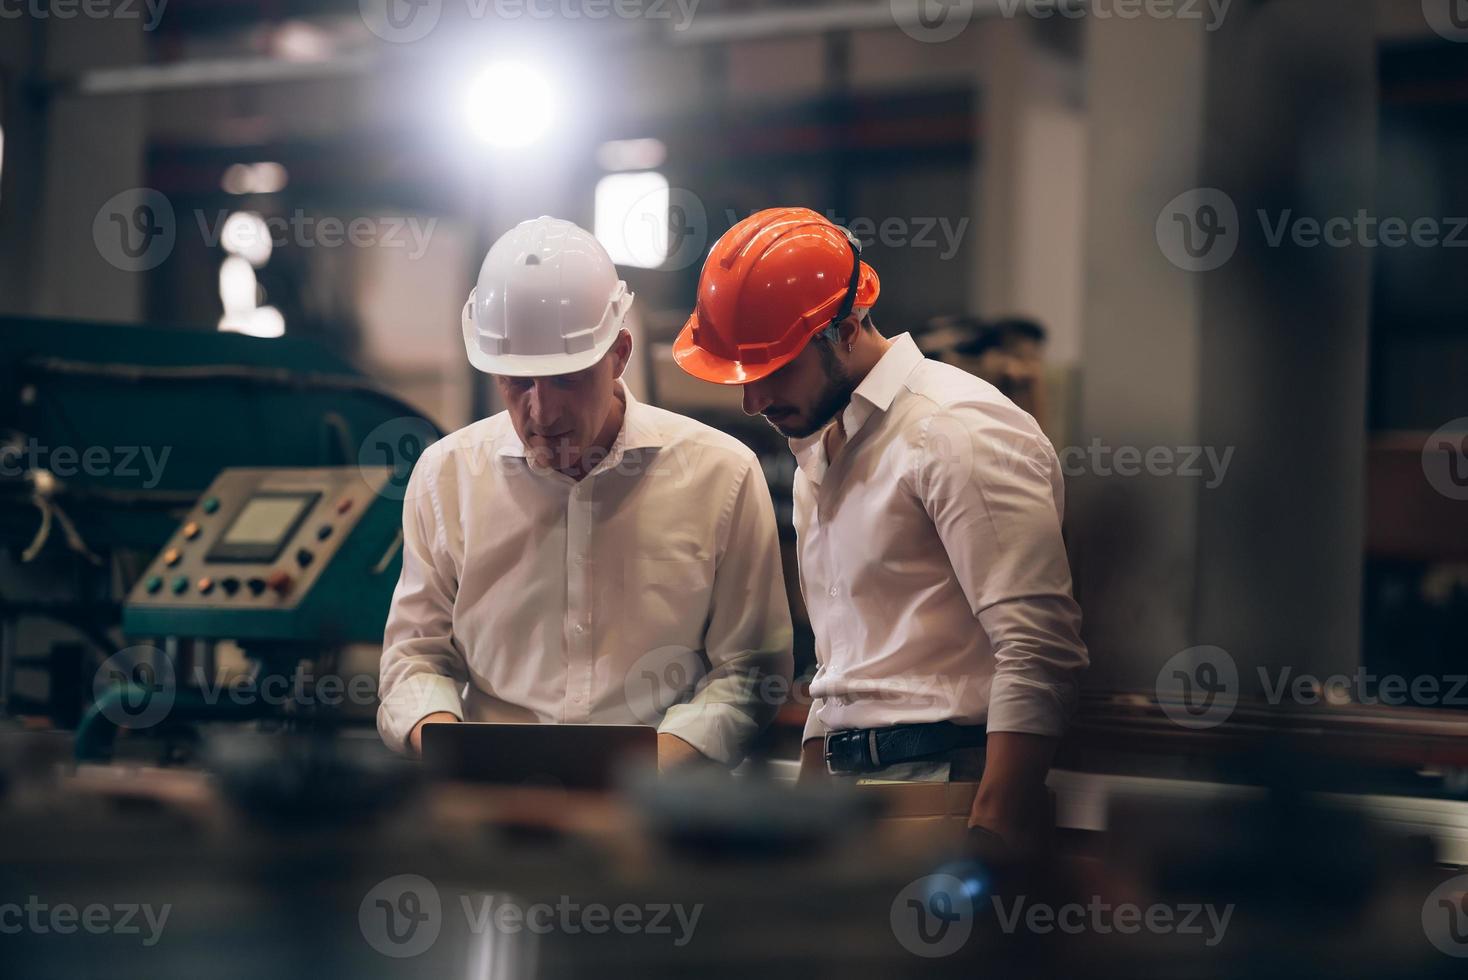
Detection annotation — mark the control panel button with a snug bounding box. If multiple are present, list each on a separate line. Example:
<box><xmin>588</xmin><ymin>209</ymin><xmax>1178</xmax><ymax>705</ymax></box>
<box><xmin>171</xmin><ymin>575</ymin><xmax>189</xmax><ymax>595</ymax></box>
<box><xmin>202</xmin><ymin>496</ymin><xmax>220</xmax><ymax>514</ymax></box>
<box><xmin>221</xmin><ymin>577</ymin><xmax>240</xmax><ymax>596</ymax></box>
<box><xmin>247</xmin><ymin>577</ymin><xmax>267</xmax><ymax>596</ymax></box>
<box><xmin>316</xmin><ymin>524</ymin><xmax>333</xmax><ymax>541</ymax></box>
<box><xmin>197</xmin><ymin>577</ymin><xmax>215</xmax><ymax>595</ymax></box>
<box><xmin>335</xmin><ymin>498</ymin><xmax>354</xmax><ymax>515</ymax></box>
<box><xmin>145</xmin><ymin>575</ymin><xmax>163</xmax><ymax>594</ymax></box>
<box><xmin>296</xmin><ymin>549</ymin><xmax>314</xmax><ymax>568</ymax></box>
<box><xmin>266</xmin><ymin>570</ymin><xmax>294</xmax><ymax>596</ymax></box>
<box><xmin>182</xmin><ymin>521</ymin><xmax>201</xmax><ymax>540</ymax></box>
<box><xmin>163</xmin><ymin>547</ymin><xmax>181</xmax><ymax>567</ymax></box>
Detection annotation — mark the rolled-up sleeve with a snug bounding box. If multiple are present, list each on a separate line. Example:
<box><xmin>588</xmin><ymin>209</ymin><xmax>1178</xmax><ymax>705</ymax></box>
<box><xmin>658</xmin><ymin>455</ymin><xmax>795</xmax><ymax>765</ymax></box>
<box><xmin>913</xmin><ymin>402</ymin><xmax>1088</xmax><ymax>738</ymax></box>
<box><xmin>377</xmin><ymin>451</ymin><xmax>467</xmax><ymax>753</ymax></box>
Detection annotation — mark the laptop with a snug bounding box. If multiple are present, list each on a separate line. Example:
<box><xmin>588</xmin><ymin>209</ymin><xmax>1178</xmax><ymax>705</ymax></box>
<box><xmin>420</xmin><ymin>722</ymin><xmax>658</xmax><ymax>790</ymax></box>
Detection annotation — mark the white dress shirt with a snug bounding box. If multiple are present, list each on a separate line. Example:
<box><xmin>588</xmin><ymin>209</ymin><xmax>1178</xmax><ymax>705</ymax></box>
<box><xmin>378</xmin><ymin>383</ymin><xmax>794</xmax><ymax>764</ymax></box>
<box><xmin>793</xmin><ymin>333</ymin><xmax>1087</xmax><ymax>742</ymax></box>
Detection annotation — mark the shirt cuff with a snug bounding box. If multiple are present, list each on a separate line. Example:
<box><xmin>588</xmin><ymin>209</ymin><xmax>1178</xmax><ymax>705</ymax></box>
<box><xmin>657</xmin><ymin>701</ymin><xmax>760</xmax><ymax>767</ymax></box>
<box><xmin>984</xmin><ymin>673</ymin><xmax>1072</xmax><ymax>739</ymax></box>
<box><xmin>377</xmin><ymin>673</ymin><xmax>464</xmax><ymax>753</ymax></box>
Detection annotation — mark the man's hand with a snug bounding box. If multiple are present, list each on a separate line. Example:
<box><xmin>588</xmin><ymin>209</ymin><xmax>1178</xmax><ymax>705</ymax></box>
<box><xmin>797</xmin><ymin>736</ymin><xmax>829</xmax><ymax>785</ymax></box>
<box><xmin>409</xmin><ymin>711</ymin><xmax>460</xmax><ymax>755</ymax></box>
<box><xmin>966</xmin><ymin>731</ymin><xmax>1057</xmax><ymax>859</ymax></box>
<box><xmin>657</xmin><ymin>732</ymin><xmax>710</xmax><ymax>772</ymax></box>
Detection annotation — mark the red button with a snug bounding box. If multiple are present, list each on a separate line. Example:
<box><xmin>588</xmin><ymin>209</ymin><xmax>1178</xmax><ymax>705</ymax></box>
<box><xmin>335</xmin><ymin>498</ymin><xmax>354</xmax><ymax>515</ymax></box>
<box><xmin>266</xmin><ymin>570</ymin><xmax>294</xmax><ymax>596</ymax></box>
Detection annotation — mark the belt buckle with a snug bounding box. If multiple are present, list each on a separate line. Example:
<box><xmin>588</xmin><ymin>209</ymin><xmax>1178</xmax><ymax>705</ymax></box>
<box><xmin>824</xmin><ymin>729</ymin><xmax>881</xmax><ymax>775</ymax></box>
<box><xmin>823</xmin><ymin>732</ymin><xmax>838</xmax><ymax>775</ymax></box>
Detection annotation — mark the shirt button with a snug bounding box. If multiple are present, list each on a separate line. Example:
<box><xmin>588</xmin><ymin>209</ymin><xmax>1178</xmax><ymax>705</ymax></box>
<box><xmin>574</xmin><ymin>623</ymin><xmax>586</xmax><ymax>634</ymax></box>
<box><xmin>829</xmin><ymin>586</ymin><xmax>839</xmax><ymax>597</ymax></box>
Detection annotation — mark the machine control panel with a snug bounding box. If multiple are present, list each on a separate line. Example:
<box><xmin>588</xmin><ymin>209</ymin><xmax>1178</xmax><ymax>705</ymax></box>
<box><xmin>123</xmin><ymin>467</ymin><xmax>402</xmax><ymax>642</ymax></box>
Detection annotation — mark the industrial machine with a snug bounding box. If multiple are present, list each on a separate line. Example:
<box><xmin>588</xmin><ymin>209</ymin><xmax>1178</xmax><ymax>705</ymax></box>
<box><xmin>0</xmin><ymin>316</ymin><xmax>441</xmax><ymax>751</ymax></box>
<box><xmin>121</xmin><ymin>467</ymin><xmax>402</xmax><ymax>643</ymax></box>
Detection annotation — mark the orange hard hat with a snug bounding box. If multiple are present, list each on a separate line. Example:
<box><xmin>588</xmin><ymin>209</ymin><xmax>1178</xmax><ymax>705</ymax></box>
<box><xmin>673</xmin><ymin>206</ymin><xmax>880</xmax><ymax>385</ymax></box>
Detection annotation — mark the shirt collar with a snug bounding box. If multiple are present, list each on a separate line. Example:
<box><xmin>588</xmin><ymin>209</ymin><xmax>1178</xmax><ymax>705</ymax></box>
<box><xmin>788</xmin><ymin>332</ymin><xmax>924</xmax><ymax>482</ymax></box>
<box><xmin>496</xmin><ymin>380</ymin><xmax>663</xmax><ymax>460</ymax></box>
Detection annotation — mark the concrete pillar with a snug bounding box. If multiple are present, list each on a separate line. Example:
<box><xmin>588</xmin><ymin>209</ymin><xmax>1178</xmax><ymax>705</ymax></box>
<box><xmin>1072</xmin><ymin>1</ymin><xmax>1377</xmax><ymax>693</ymax></box>
<box><xmin>32</xmin><ymin>17</ymin><xmax>149</xmax><ymax>322</ymax></box>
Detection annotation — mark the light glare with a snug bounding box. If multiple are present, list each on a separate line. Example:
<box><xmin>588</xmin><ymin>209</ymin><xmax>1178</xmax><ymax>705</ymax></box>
<box><xmin>463</xmin><ymin>61</ymin><xmax>556</xmax><ymax>149</ymax></box>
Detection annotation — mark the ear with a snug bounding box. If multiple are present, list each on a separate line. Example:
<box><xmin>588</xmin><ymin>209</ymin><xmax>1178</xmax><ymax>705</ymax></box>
<box><xmin>836</xmin><ymin>314</ymin><xmax>864</xmax><ymax>349</ymax></box>
<box><xmin>609</xmin><ymin>328</ymin><xmax>634</xmax><ymax>378</ymax></box>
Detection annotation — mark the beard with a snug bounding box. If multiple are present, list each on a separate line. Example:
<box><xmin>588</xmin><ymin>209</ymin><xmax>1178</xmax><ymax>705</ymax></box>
<box><xmin>768</xmin><ymin>340</ymin><xmax>858</xmax><ymax>439</ymax></box>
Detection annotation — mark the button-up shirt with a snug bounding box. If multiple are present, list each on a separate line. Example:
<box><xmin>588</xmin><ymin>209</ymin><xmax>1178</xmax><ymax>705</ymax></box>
<box><xmin>378</xmin><ymin>383</ymin><xmax>794</xmax><ymax>764</ymax></box>
<box><xmin>792</xmin><ymin>333</ymin><xmax>1087</xmax><ymax>742</ymax></box>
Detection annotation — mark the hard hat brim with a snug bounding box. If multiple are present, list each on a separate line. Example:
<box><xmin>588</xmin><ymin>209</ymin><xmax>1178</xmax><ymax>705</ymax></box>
<box><xmin>672</xmin><ymin>314</ymin><xmax>808</xmax><ymax>386</ymax></box>
<box><xmin>466</xmin><ymin>331</ymin><xmax>619</xmax><ymax>378</ymax></box>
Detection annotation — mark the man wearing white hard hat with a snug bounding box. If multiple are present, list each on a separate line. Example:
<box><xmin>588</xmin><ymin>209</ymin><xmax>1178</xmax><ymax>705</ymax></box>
<box><xmin>376</xmin><ymin>217</ymin><xmax>794</xmax><ymax>770</ymax></box>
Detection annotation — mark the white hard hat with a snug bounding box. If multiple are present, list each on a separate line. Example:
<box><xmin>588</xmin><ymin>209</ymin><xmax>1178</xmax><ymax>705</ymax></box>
<box><xmin>461</xmin><ymin>216</ymin><xmax>634</xmax><ymax>377</ymax></box>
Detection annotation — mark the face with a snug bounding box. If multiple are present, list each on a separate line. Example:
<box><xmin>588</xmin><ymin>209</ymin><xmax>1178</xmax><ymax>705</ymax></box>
<box><xmin>495</xmin><ymin>331</ymin><xmax>631</xmax><ymax>473</ymax></box>
<box><xmin>741</xmin><ymin>334</ymin><xmax>857</xmax><ymax>439</ymax></box>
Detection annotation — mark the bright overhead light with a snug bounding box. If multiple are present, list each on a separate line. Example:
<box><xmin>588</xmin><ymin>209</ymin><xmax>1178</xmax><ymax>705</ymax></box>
<box><xmin>597</xmin><ymin>138</ymin><xmax>667</xmax><ymax>172</ymax></box>
<box><xmin>463</xmin><ymin>61</ymin><xmax>557</xmax><ymax>149</ymax></box>
<box><xmin>222</xmin><ymin>162</ymin><xmax>288</xmax><ymax>196</ymax></box>
<box><xmin>595</xmin><ymin>171</ymin><xmax>670</xmax><ymax>269</ymax></box>
<box><xmin>218</xmin><ymin>256</ymin><xmax>258</xmax><ymax>313</ymax></box>
<box><xmin>221</xmin><ymin>211</ymin><xmax>273</xmax><ymax>267</ymax></box>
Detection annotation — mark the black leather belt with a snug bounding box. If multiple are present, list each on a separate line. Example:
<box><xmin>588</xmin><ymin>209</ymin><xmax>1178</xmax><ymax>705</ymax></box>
<box><xmin>824</xmin><ymin>721</ymin><xmax>987</xmax><ymax>775</ymax></box>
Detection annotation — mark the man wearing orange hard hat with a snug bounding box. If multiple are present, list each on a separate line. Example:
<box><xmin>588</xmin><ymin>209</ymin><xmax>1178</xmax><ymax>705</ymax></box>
<box><xmin>674</xmin><ymin>207</ymin><xmax>1089</xmax><ymax>856</ymax></box>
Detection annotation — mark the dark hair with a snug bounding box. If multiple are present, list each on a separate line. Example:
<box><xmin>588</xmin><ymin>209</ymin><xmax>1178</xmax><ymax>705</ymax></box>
<box><xmin>954</xmin><ymin>316</ymin><xmax>1047</xmax><ymax>358</ymax></box>
<box><xmin>990</xmin><ymin>317</ymin><xmax>1046</xmax><ymax>344</ymax></box>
